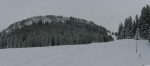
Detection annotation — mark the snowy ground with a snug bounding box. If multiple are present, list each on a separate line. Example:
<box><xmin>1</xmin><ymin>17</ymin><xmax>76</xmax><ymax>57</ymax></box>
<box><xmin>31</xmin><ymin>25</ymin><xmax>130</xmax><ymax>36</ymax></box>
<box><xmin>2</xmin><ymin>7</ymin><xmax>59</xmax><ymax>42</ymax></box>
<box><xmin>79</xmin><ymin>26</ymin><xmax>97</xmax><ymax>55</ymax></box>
<box><xmin>0</xmin><ymin>39</ymin><xmax>149</xmax><ymax>66</ymax></box>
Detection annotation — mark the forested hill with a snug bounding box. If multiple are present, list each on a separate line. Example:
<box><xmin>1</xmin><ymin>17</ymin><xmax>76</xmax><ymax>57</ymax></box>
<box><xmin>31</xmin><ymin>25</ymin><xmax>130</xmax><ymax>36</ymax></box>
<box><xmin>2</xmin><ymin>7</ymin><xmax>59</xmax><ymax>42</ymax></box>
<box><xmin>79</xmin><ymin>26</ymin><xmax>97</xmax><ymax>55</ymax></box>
<box><xmin>0</xmin><ymin>15</ymin><xmax>113</xmax><ymax>48</ymax></box>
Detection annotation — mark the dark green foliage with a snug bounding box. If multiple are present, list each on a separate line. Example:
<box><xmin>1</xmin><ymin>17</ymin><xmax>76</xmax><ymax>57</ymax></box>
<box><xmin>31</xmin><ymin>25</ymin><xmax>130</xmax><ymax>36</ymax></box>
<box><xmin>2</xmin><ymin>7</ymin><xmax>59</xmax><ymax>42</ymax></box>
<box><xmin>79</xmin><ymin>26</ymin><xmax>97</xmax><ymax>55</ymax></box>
<box><xmin>117</xmin><ymin>16</ymin><xmax>134</xmax><ymax>39</ymax></box>
<box><xmin>117</xmin><ymin>23</ymin><xmax>124</xmax><ymax>39</ymax></box>
<box><xmin>117</xmin><ymin>5</ymin><xmax>150</xmax><ymax>40</ymax></box>
<box><xmin>0</xmin><ymin>15</ymin><xmax>113</xmax><ymax>48</ymax></box>
<box><xmin>139</xmin><ymin>5</ymin><xmax>150</xmax><ymax>39</ymax></box>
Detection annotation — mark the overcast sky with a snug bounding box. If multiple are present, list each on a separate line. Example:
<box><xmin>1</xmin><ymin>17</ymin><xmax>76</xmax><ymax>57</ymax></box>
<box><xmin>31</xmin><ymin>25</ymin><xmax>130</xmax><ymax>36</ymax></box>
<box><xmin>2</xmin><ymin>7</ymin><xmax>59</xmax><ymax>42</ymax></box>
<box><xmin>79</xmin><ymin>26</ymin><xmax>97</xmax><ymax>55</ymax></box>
<box><xmin>0</xmin><ymin>0</ymin><xmax>149</xmax><ymax>32</ymax></box>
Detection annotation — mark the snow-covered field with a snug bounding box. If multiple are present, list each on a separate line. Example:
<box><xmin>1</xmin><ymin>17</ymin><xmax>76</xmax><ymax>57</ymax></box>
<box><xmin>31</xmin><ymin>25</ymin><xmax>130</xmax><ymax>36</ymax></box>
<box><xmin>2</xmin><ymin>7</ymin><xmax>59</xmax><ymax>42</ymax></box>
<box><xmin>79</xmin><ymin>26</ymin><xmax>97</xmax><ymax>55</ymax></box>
<box><xmin>0</xmin><ymin>39</ymin><xmax>149</xmax><ymax>66</ymax></box>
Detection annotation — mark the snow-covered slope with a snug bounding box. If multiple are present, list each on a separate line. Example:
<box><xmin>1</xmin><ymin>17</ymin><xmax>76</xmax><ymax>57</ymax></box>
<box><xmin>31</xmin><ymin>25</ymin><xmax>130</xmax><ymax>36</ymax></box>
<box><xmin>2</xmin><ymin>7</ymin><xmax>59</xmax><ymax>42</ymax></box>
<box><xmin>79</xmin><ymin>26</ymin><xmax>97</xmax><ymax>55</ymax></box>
<box><xmin>0</xmin><ymin>39</ymin><xmax>149</xmax><ymax>66</ymax></box>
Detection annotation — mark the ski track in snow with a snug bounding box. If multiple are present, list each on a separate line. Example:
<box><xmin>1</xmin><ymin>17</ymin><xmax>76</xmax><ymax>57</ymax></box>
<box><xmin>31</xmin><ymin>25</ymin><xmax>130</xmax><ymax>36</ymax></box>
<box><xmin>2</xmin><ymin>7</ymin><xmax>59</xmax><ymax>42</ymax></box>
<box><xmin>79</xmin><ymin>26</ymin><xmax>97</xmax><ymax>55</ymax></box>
<box><xmin>0</xmin><ymin>39</ymin><xmax>149</xmax><ymax>66</ymax></box>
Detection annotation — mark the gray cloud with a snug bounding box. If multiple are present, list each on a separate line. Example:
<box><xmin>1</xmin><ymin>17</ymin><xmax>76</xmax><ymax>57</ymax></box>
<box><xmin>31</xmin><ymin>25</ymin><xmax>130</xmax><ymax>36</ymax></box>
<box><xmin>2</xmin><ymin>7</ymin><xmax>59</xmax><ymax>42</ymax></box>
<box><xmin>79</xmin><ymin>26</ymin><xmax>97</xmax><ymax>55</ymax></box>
<box><xmin>0</xmin><ymin>0</ymin><xmax>149</xmax><ymax>32</ymax></box>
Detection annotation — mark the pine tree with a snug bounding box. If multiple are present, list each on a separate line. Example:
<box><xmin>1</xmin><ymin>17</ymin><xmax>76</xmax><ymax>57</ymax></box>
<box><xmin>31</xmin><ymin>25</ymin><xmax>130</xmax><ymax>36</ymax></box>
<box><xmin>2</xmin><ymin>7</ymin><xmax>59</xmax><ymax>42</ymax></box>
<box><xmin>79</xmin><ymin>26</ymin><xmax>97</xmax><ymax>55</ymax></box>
<box><xmin>118</xmin><ymin>23</ymin><xmax>124</xmax><ymax>39</ymax></box>
<box><xmin>132</xmin><ymin>15</ymin><xmax>139</xmax><ymax>37</ymax></box>
<box><xmin>123</xmin><ymin>17</ymin><xmax>133</xmax><ymax>39</ymax></box>
<box><xmin>139</xmin><ymin>5</ymin><xmax>150</xmax><ymax>39</ymax></box>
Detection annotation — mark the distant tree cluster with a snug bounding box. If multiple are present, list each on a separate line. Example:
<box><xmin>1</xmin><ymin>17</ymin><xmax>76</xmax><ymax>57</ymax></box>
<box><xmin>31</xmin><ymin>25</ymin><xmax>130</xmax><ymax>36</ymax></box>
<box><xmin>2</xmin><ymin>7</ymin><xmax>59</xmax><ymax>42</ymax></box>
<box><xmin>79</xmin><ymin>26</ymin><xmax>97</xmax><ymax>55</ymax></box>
<box><xmin>117</xmin><ymin>5</ymin><xmax>150</xmax><ymax>40</ymax></box>
<box><xmin>117</xmin><ymin>16</ymin><xmax>138</xmax><ymax>39</ymax></box>
<box><xmin>0</xmin><ymin>15</ymin><xmax>113</xmax><ymax>48</ymax></box>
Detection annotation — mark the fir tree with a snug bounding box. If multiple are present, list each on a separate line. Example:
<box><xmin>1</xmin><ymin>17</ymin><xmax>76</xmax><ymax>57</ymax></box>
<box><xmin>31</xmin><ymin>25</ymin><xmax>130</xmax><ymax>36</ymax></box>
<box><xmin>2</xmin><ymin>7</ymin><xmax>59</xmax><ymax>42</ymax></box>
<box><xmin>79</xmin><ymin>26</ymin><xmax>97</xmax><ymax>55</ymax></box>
<box><xmin>118</xmin><ymin>23</ymin><xmax>124</xmax><ymax>39</ymax></box>
<box><xmin>139</xmin><ymin>5</ymin><xmax>150</xmax><ymax>39</ymax></box>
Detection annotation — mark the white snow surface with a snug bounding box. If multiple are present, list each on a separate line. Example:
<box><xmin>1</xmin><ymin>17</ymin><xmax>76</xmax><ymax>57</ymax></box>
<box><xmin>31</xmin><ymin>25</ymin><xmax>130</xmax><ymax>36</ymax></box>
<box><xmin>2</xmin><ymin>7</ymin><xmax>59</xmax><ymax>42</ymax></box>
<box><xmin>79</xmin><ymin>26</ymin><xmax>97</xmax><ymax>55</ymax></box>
<box><xmin>0</xmin><ymin>39</ymin><xmax>150</xmax><ymax>66</ymax></box>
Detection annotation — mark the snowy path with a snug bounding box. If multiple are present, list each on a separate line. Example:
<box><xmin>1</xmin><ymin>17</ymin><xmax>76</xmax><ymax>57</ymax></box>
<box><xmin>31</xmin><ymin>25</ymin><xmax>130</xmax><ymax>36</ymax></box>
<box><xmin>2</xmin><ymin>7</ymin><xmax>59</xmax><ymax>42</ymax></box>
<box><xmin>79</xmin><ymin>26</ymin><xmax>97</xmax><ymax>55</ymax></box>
<box><xmin>0</xmin><ymin>39</ymin><xmax>149</xmax><ymax>66</ymax></box>
<box><xmin>137</xmin><ymin>40</ymin><xmax>150</xmax><ymax>66</ymax></box>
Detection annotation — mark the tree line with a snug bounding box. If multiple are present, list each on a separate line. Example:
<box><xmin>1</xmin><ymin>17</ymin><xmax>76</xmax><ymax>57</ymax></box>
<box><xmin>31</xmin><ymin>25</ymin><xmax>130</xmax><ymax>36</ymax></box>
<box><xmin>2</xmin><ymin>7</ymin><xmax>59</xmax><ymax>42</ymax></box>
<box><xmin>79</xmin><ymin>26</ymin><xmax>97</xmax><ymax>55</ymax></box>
<box><xmin>117</xmin><ymin>5</ymin><xmax>150</xmax><ymax>41</ymax></box>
